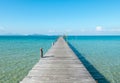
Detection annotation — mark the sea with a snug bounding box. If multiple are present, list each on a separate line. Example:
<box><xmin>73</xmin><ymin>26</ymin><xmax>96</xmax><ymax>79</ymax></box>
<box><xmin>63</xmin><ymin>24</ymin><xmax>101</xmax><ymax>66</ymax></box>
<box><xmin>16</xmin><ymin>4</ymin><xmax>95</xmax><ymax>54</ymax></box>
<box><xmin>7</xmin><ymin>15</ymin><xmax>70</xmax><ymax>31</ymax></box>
<box><xmin>0</xmin><ymin>35</ymin><xmax>120</xmax><ymax>83</ymax></box>
<box><xmin>0</xmin><ymin>36</ymin><xmax>58</xmax><ymax>83</ymax></box>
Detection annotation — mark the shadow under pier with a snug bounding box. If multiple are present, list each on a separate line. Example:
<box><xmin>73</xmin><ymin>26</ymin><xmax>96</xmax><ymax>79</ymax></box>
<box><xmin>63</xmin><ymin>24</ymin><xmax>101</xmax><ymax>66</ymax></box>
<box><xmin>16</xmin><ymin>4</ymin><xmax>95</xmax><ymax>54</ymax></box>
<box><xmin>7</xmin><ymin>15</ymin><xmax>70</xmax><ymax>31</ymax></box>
<box><xmin>68</xmin><ymin>43</ymin><xmax>110</xmax><ymax>83</ymax></box>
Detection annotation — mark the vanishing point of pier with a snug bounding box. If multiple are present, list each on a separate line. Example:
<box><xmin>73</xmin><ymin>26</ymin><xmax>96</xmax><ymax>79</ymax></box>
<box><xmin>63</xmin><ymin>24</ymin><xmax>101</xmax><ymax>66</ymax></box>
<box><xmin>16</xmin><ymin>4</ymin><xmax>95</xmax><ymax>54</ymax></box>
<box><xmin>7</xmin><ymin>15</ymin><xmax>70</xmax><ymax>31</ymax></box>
<box><xmin>20</xmin><ymin>37</ymin><xmax>96</xmax><ymax>83</ymax></box>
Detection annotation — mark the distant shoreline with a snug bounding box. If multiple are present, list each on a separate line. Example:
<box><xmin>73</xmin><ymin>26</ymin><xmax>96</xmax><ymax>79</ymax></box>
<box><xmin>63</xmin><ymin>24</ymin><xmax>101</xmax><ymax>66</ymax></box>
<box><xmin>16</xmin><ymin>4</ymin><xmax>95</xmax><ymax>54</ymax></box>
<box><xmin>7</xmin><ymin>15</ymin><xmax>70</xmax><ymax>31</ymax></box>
<box><xmin>0</xmin><ymin>35</ymin><xmax>120</xmax><ymax>37</ymax></box>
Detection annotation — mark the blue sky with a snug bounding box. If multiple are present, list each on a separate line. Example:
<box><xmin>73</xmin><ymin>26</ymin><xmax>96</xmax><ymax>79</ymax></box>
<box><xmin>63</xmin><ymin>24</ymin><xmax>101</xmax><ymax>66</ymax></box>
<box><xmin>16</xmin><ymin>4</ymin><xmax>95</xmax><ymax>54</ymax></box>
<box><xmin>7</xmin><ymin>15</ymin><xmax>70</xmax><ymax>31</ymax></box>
<box><xmin>0</xmin><ymin>0</ymin><xmax>120</xmax><ymax>35</ymax></box>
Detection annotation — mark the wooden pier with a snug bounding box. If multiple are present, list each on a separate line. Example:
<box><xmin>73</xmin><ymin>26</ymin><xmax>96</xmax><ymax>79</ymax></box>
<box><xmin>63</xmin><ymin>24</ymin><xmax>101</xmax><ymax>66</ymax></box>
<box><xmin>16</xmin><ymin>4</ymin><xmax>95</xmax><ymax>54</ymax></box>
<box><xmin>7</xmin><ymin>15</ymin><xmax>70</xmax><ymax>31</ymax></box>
<box><xmin>20</xmin><ymin>37</ymin><xmax>96</xmax><ymax>83</ymax></box>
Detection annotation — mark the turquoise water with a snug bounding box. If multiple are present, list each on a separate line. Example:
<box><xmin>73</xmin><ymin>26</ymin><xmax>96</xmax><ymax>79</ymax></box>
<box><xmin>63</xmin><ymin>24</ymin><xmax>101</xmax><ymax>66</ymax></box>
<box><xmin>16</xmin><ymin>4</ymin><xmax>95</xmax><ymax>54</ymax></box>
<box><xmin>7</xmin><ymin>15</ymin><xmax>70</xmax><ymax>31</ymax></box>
<box><xmin>68</xmin><ymin>36</ymin><xmax>120</xmax><ymax>83</ymax></box>
<box><xmin>0</xmin><ymin>36</ymin><xmax>57</xmax><ymax>83</ymax></box>
<box><xmin>0</xmin><ymin>36</ymin><xmax>120</xmax><ymax>83</ymax></box>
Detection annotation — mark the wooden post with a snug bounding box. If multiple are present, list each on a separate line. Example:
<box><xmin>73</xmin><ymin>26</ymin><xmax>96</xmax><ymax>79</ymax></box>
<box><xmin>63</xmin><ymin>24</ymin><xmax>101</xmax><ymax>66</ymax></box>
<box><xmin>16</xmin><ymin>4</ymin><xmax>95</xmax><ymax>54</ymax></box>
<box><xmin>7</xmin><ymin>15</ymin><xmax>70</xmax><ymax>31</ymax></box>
<box><xmin>95</xmin><ymin>80</ymin><xmax>98</xmax><ymax>83</ymax></box>
<box><xmin>52</xmin><ymin>42</ymin><xmax>54</xmax><ymax>46</ymax></box>
<box><xmin>40</xmin><ymin>48</ymin><xmax>43</xmax><ymax>58</ymax></box>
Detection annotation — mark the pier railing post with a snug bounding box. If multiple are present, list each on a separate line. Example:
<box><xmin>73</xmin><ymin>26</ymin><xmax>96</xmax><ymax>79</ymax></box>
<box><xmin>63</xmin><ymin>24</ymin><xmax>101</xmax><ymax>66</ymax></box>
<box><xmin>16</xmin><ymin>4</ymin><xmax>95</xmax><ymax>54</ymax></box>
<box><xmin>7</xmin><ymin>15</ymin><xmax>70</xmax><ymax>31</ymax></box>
<box><xmin>40</xmin><ymin>48</ymin><xmax>43</xmax><ymax>58</ymax></box>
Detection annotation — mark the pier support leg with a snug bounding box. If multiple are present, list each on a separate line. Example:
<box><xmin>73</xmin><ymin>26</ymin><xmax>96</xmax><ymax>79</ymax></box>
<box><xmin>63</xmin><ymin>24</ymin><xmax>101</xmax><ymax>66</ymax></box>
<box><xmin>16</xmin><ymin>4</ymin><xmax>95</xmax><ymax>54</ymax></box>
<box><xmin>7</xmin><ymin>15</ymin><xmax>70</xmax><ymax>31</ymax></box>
<box><xmin>95</xmin><ymin>80</ymin><xmax>98</xmax><ymax>83</ymax></box>
<box><xmin>52</xmin><ymin>42</ymin><xmax>54</xmax><ymax>46</ymax></box>
<box><xmin>40</xmin><ymin>48</ymin><xmax>43</xmax><ymax>58</ymax></box>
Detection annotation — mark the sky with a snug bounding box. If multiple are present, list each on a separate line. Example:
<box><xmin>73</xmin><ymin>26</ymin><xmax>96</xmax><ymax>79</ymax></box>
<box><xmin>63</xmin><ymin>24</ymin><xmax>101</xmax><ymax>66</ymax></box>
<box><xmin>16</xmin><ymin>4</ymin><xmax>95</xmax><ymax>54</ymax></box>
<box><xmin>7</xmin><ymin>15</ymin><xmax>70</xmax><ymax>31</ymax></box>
<box><xmin>0</xmin><ymin>0</ymin><xmax>120</xmax><ymax>35</ymax></box>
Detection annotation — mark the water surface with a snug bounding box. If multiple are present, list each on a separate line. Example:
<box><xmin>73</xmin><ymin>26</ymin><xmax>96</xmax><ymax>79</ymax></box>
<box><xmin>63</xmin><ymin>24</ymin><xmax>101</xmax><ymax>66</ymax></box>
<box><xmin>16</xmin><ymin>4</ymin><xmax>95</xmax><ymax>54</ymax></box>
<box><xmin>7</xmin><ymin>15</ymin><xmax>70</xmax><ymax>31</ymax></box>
<box><xmin>0</xmin><ymin>36</ymin><xmax>57</xmax><ymax>83</ymax></box>
<box><xmin>68</xmin><ymin>36</ymin><xmax>120</xmax><ymax>83</ymax></box>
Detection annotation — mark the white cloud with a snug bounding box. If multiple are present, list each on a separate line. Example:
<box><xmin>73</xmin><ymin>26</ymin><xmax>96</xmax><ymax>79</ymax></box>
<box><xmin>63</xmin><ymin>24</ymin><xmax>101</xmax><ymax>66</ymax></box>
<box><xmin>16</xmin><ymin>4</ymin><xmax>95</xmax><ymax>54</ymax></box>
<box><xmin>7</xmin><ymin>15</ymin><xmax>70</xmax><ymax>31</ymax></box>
<box><xmin>100</xmin><ymin>27</ymin><xmax>120</xmax><ymax>32</ymax></box>
<box><xmin>108</xmin><ymin>29</ymin><xmax>120</xmax><ymax>32</ymax></box>
<box><xmin>79</xmin><ymin>29</ymin><xmax>85</xmax><ymax>32</ymax></box>
<box><xmin>0</xmin><ymin>26</ymin><xmax>6</xmax><ymax>33</ymax></box>
<box><xmin>48</xmin><ymin>29</ymin><xmax>55</xmax><ymax>33</ymax></box>
<box><xmin>96</xmin><ymin>26</ymin><xmax>103</xmax><ymax>31</ymax></box>
<box><xmin>65</xmin><ymin>29</ymin><xmax>72</xmax><ymax>33</ymax></box>
<box><xmin>0</xmin><ymin>26</ymin><xmax>7</xmax><ymax>34</ymax></box>
<box><xmin>0</xmin><ymin>27</ymin><xmax>5</xmax><ymax>31</ymax></box>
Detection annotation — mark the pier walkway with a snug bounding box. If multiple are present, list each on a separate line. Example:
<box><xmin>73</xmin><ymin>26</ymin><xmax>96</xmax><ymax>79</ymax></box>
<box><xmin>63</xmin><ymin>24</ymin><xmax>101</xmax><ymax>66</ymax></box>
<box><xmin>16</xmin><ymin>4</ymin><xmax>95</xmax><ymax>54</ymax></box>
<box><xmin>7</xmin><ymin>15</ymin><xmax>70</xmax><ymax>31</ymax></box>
<box><xmin>20</xmin><ymin>37</ymin><xmax>96</xmax><ymax>83</ymax></box>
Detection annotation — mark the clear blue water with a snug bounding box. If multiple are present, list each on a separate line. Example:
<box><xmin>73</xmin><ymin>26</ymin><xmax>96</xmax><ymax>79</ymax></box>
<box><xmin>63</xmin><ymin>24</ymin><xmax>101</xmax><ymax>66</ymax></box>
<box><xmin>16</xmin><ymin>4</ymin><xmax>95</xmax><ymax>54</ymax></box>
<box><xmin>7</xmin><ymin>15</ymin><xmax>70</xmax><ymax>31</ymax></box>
<box><xmin>0</xmin><ymin>36</ymin><xmax>57</xmax><ymax>83</ymax></box>
<box><xmin>67</xmin><ymin>36</ymin><xmax>120</xmax><ymax>83</ymax></box>
<box><xmin>0</xmin><ymin>36</ymin><xmax>120</xmax><ymax>83</ymax></box>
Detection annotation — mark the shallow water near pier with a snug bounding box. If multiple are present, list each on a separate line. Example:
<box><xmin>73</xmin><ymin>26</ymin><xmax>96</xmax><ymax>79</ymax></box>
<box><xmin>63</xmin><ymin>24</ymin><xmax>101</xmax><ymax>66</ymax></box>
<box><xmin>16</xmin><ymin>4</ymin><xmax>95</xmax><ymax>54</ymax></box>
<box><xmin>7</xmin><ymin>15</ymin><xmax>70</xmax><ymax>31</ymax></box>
<box><xmin>0</xmin><ymin>36</ymin><xmax>57</xmax><ymax>83</ymax></box>
<box><xmin>68</xmin><ymin>36</ymin><xmax>120</xmax><ymax>83</ymax></box>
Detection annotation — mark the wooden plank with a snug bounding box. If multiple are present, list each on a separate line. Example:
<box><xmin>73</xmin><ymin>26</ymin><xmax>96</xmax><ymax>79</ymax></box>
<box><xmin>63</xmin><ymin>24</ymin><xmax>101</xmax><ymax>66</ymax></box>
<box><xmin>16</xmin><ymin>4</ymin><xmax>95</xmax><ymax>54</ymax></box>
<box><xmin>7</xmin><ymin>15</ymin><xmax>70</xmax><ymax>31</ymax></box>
<box><xmin>20</xmin><ymin>37</ymin><xmax>96</xmax><ymax>83</ymax></box>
